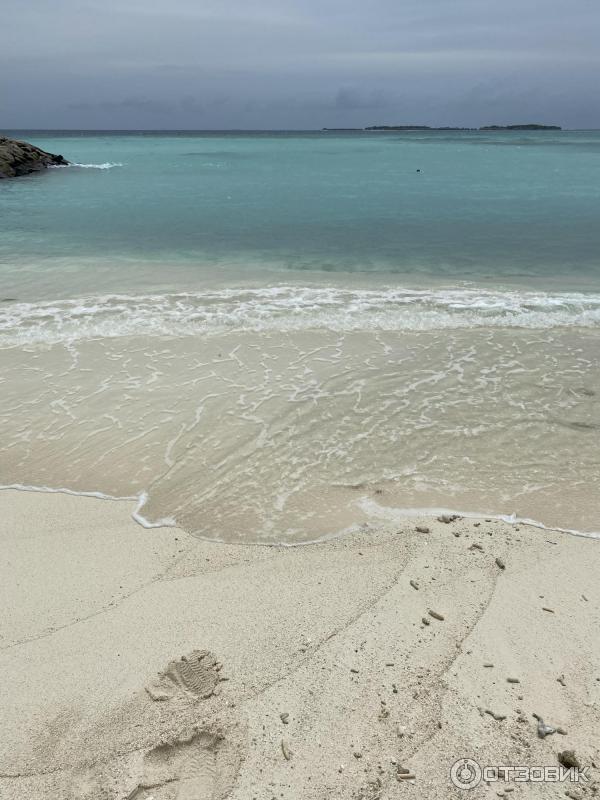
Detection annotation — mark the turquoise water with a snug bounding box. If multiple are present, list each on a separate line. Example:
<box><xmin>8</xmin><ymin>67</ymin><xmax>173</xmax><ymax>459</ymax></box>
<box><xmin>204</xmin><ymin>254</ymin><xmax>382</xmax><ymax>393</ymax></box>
<box><xmin>2</xmin><ymin>130</ymin><xmax>600</xmax><ymax>298</ymax></box>
<box><xmin>1</xmin><ymin>131</ymin><xmax>599</xmax><ymax>541</ymax></box>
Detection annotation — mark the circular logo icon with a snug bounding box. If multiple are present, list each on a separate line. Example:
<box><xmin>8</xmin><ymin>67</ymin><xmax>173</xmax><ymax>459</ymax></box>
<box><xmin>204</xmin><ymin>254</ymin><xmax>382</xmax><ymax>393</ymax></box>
<box><xmin>450</xmin><ymin>758</ymin><xmax>482</xmax><ymax>790</ymax></box>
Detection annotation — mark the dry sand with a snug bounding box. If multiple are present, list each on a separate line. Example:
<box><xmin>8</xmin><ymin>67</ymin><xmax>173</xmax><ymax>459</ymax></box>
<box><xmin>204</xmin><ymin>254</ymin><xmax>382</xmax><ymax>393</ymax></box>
<box><xmin>0</xmin><ymin>489</ymin><xmax>599</xmax><ymax>799</ymax></box>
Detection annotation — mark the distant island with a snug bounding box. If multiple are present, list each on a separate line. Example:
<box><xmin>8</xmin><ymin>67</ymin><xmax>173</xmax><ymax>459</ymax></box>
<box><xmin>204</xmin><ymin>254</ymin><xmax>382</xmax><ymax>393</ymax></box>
<box><xmin>322</xmin><ymin>124</ymin><xmax>562</xmax><ymax>132</ymax></box>
<box><xmin>479</xmin><ymin>124</ymin><xmax>561</xmax><ymax>130</ymax></box>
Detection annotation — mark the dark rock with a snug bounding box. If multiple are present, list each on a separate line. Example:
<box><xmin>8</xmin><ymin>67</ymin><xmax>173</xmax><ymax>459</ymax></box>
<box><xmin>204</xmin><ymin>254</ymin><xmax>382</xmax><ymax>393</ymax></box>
<box><xmin>0</xmin><ymin>136</ymin><xmax>69</xmax><ymax>179</ymax></box>
<box><xmin>558</xmin><ymin>750</ymin><xmax>581</xmax><ymax>770</ymax></box>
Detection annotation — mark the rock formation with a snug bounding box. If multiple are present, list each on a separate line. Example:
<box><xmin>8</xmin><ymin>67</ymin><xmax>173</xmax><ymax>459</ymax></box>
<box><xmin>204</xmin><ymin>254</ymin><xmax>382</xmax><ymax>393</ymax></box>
<box><xmin>0</xmin><ymin>136</ymin><xmax>69</xmax><ymax>178</ymax></box>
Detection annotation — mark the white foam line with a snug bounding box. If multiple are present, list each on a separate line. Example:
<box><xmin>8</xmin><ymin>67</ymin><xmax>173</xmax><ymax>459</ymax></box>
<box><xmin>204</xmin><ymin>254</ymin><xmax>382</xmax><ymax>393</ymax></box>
<box><xmin>359</xmin><ymin>497</ymin><xmax>600</xmax><ymax>541</ymax></box>
<box><xmin>0</xmin><ymin>483</ymin><xmax>176</xmax><ymax>530</ymax></box>
<box><xmin>1</xmin><ymin>483</ymin><xmax>597</xmax><ymax>543</ymax></box>
<box><xmin>0</xmin><ymin>482</ymin><xmax>137</xmax><ymax>502</ymax></box>
<box><xmin>3</xmin><ymin>283</ymin><xmax>600</xmax><ymax>348</ymax></box>
<box><xmin>49</xmin><ymin>162</ymin><xmax>124</xmax><ymax>169</ymax></box>
<box><xmin>131</xmin><ymin>491</ymin><xmax>177</xmax><ymax>529</ymax></box>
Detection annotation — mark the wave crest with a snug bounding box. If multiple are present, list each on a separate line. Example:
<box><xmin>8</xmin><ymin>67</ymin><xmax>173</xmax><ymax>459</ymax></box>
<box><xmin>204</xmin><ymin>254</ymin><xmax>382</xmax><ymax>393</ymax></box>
<box><xmin>2</xmin><ymin>286</ymin><xmax>600</xmax><ymax>346</ymax></box>
<box><xmin>49</xmin><ymin>162</ymin><xmax>123</xmax><ymax>170</ymax></box>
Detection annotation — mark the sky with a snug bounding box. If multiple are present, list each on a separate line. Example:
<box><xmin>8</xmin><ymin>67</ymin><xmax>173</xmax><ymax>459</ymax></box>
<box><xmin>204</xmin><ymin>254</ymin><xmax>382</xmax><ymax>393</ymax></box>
<box><xmin>2</xmin><ymin>0</ymin><xmax>599</xmax><ymax>130</ymax></box>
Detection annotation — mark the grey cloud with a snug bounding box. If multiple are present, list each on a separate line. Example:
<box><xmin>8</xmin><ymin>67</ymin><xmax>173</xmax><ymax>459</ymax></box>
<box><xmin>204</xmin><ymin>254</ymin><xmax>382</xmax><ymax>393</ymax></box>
<box><xmin>334</xmin><ymin>87</ymin><xmax>391</xmax><ymax>111</ymax></box>
<box><xmin>65</xmin><ymin>96</ymin><xmax>212</xmax><ymax>115</ymax></box>
<box><xmin>1</xmin><ymin>0</ymin><xmax>598</xmax><ymax>128</ymax></box>
<box><xmin>67</xmin><ymin>97</ymin><xmax>174</xmax><ymax>114</ymax></box>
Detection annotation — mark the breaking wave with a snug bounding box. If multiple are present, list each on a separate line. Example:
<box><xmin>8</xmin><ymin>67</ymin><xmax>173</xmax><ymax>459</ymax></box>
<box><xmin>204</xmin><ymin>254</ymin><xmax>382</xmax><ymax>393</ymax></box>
<box><xmin>2</xmin><ymin>285</ymin><xmax>600</xmax><ymax>346</ymax></box>
<box><xmin>50</xmin><ymin>162</ymin><xmax>124</xmax><ymax>170</ymax></box>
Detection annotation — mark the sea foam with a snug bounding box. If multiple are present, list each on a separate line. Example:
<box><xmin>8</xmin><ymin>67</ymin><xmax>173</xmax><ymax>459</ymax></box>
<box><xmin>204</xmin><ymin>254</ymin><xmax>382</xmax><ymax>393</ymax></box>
<box><xmin>49</xmin><ymin>162</ymin><xmax>124</xmax><ymax>169</ymax></box>
<box><xmin>1</xmin><ymin>286</ymin><xmax>600</xmax><ymax>346</ymax></box>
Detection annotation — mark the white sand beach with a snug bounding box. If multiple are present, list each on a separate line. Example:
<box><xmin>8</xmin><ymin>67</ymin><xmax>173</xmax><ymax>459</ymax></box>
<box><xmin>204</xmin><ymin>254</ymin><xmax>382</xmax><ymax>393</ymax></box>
<box><xmin>1</xmin><ymin>489</ymin><xmax>598</xmax><ymax>799</ymax></box>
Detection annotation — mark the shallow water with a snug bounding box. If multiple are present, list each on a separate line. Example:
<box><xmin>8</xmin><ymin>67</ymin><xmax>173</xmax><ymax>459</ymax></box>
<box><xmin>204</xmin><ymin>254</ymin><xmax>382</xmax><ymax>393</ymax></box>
<box><xmin>1</xmin><ymin>130</ymin><xmax>599</xmax><ymax>541</ymax></box>
<box><xmin>3</xmin><ymin>129</ymin><xmax>600</xmax><ymax>295</ymax></box>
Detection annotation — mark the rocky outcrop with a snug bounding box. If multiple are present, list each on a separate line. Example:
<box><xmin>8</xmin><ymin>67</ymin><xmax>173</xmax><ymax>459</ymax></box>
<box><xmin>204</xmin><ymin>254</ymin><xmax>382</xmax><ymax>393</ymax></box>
<box><xmin>0</xmin><ymin>136</ymin><xmax>69</xmax><ymax>178</ymax></box>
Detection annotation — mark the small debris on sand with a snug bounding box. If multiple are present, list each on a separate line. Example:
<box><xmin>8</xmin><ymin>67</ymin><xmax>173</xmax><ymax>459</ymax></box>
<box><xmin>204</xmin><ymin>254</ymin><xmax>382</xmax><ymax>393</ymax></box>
<box><xmin>506</xmin><ymin>677</ymin><xmax>520</xmax><ymax>684</ymax></box>
<box><xmin>438</xmin><ymin>514</ymin><xmax>460</xmax><ymax>523</ymax></box>
<box><xmin>483</xmin><ymin>662</ymin><xmax>494</xmax><ymax>668</ymax></box>
<box><xmin>533</xmin><ymin>714</ymin><xmax>556</xmax><ymax>738</ymax></box>
<box><xmin>280</xmin><ymin>712</ymin><xmax>290</xmax><ymax>724</ymax></box>
<box><xmin>485</xmin><ymin>709</ymin><xmax>507</xmax><ymax>721</ymax></box>
<box><xmin>565</xmin><ymin>790</ymin><xmax>583</xmax><ymax>800</ymax></box>
<box><xmin>428</xmin><ymin>609</ymin><xmax>445</xmax><ymax>621</ymax></box>
<box><xmin>350</xmin><ymin>668</ymin><xmax>359</xmax><ymax>674</ymax></box>
<box><xmin>470</xmin><ymin>543</ymin><xmax>483</xmax><ymax>551</ymax></box>
<box><xmin>557</xmin><ymin>674</ymin><xmax>566</xmax><ymax>686</ymax></box>
<box><xmin>422</xmin><ymin>616</ymin><xmax>430</xmax><ymax>626</ymax></box>
<box><xmin>397</xmin><ymin>772</ymin><xmax>416</xmax><ymax>780</ymax></box>
<box><xmin>409</xmin><ymin>579</ymin><xmax>419</xmax><ymax>590</ymax></box>
<box><xmin>353</xmin><ymin>751</ymin><xmax>363</xmax><ymax>759</ymax></box>
<box><xmin>542</xmin><ymin>607</ymin><xmax>555</xmax><ymax>613</ymax></box>
<box><xmin>281</xmin><ymin>739</ymin><xmax>292</xmax><ymax>760</ymax></box>
<box><xmin>416</xmin><ymin>525</ymin><xmax>430</xmax><ymax>534</ymax></box>
<box><xmin>558</xmin><ymin>750</ymin><xmax>581</xmax><ymax>769</ymax></box>
<box><xmin>495</xmin><ymin>557</ymin><xmax>506</xmax><ymax>570</ymax></box>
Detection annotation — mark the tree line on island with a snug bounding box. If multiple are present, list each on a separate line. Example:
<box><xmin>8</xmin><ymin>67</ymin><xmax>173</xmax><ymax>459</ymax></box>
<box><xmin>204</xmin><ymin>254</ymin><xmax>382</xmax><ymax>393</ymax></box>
<box><xmin>322</xmin><ymin>124</ymin><xmax>562</xmax><ymax>131</ymax></box>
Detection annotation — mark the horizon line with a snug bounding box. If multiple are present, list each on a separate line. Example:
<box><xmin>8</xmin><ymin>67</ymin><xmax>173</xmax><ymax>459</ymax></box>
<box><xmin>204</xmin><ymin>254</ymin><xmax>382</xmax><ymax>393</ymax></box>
<box><xmin>3</xmin><ymin>126</ymin><xmax>594</xmax><ymax>133</ymax></box>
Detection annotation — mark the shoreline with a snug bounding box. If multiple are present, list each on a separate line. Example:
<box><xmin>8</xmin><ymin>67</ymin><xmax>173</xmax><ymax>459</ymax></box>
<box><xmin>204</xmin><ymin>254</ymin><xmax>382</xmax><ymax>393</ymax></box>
<box><xmin>2</xmin><ymin>483</ymin><xmax>599</xmax><ymax>544</ymax></box>
<box><xmin>1</xmin><ymin>489</ymin><xmax>598</xmax><ymax>799</ymax></box>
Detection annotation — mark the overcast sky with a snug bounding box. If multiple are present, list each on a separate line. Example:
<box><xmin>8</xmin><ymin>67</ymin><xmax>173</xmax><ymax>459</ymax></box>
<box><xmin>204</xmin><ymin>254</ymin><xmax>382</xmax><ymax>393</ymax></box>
<box><xmin>2</xmin><ymin>0</ymin><xmax>599</xmax><ymax>129</ymax></box>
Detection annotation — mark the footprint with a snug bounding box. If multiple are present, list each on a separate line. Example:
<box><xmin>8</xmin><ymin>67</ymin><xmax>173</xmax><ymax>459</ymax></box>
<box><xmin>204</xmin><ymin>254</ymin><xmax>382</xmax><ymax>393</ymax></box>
<box><xmin>145</xmin><ymin>650</ymin><xmax>224</xmax><ymax>702</ymax></box>
<box><xmin>128</xmin><ymin>730</ymin><xmax>237</xmax><ymax>800</ymax></box>
<box><xmin>62</xmin><ymin>651</ymin><xmax>241</xmax><ymax>800</ymax></box>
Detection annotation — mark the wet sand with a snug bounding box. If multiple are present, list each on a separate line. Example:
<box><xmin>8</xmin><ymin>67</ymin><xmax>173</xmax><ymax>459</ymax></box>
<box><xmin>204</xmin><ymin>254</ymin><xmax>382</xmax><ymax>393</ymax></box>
<box><xmin>1</xmin><ymin>489</ymin><xmax>599</xmax><ymax>799</ymax></box>
<box><xmin>3</xmin><ymin>327</ymin><xmax>600</xmax><ymax>543</ymax></box>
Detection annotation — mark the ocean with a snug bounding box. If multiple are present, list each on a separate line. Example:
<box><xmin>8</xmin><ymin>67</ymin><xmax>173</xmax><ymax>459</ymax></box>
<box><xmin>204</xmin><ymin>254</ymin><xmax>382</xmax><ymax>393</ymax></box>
<box><xmin>1</xmin><ymin>129</ymin><xmax>599</xmax><ymax>541</ymax></box>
